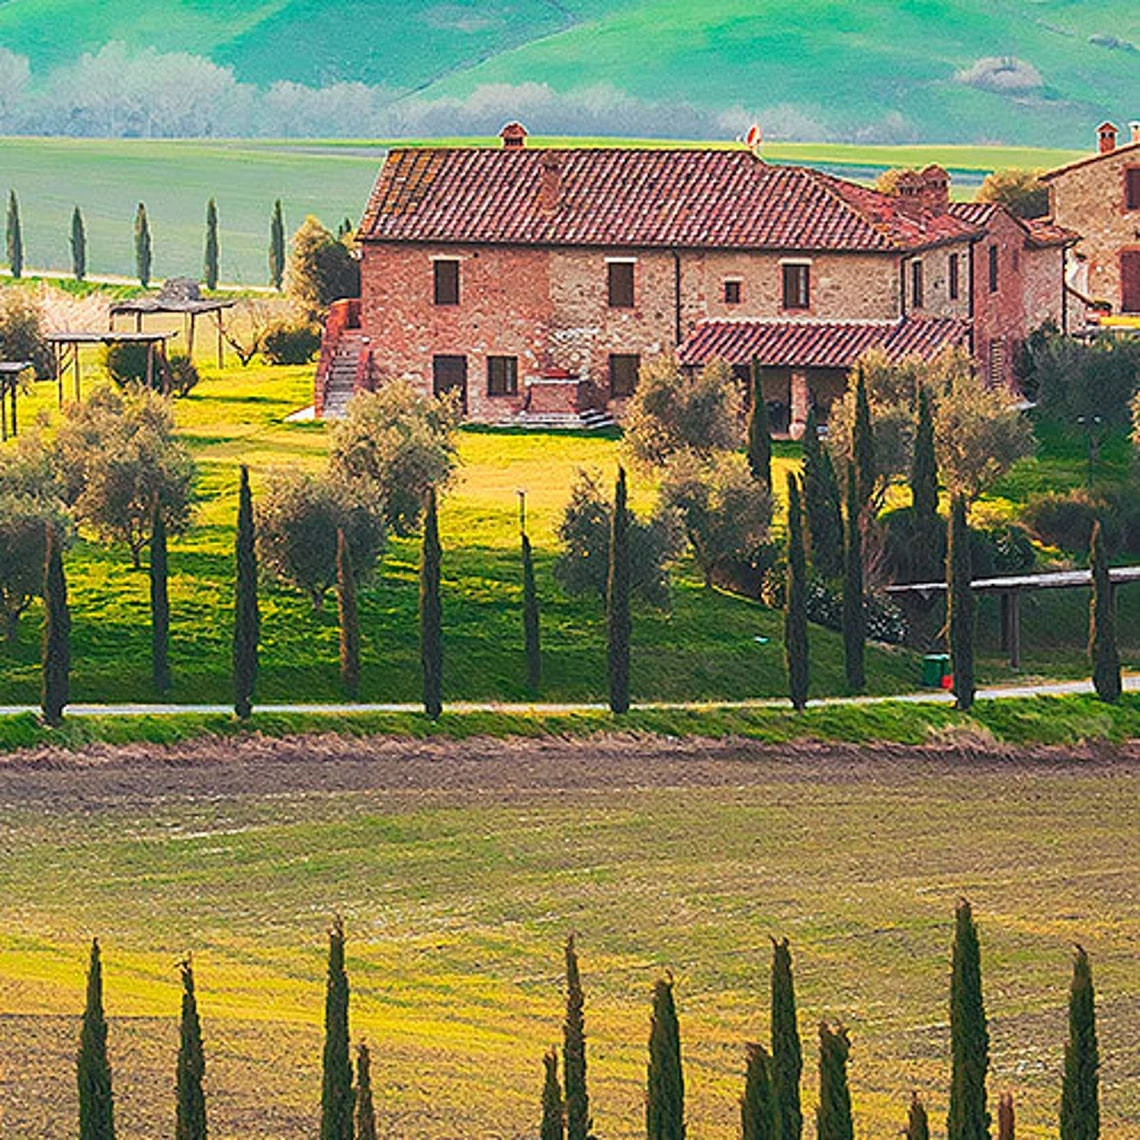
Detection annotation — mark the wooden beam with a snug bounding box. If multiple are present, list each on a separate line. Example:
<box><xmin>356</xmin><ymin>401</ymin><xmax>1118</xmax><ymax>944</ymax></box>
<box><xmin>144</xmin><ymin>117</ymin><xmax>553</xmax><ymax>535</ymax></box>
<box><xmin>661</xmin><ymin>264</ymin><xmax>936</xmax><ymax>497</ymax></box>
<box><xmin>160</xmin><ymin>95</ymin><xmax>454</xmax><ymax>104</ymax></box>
<box><xmin>216</xmin><ymin>308</ymin><xmax>224</xmax><ymax>369</ymax></box>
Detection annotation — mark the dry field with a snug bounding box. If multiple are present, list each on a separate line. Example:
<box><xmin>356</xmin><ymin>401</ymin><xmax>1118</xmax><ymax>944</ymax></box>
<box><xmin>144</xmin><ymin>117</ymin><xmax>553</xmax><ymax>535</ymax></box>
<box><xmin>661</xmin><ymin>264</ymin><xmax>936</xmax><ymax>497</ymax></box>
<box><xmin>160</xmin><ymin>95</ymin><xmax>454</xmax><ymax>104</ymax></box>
<box><xmin>0</xmin><ymin>735</ymin><xmax>1137</xmax><ymax>1139</ymax></box>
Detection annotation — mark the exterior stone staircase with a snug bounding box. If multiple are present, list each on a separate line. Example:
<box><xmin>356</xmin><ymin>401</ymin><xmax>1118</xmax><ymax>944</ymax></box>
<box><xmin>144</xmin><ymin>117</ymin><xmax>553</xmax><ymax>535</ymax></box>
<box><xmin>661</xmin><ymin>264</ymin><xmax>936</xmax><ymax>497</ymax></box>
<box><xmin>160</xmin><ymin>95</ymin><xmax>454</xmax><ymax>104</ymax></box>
<box><xmin>321</xmin><ymin>331</ymin><xmax>368</xmax><ymax>419</ymax></box>
<box><xmin>496</xmin><ymin>406</ymin><xmax>616</xmax><ymax>430</ymax></box>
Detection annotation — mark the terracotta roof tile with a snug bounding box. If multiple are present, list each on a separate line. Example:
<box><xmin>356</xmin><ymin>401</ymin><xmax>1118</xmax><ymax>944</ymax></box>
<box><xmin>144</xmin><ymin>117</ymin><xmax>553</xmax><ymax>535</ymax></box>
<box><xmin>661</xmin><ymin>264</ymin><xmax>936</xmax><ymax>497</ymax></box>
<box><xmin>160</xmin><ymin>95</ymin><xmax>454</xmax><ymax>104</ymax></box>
<box><xmin>359</xmin><ymin>147</ymin><xmax>980</xmax><ymax>253</ymax></box>
<box><xmin>947</xmin><ymin>201</ymin><xmax>1078</xmax><ymax>248</ymax></box>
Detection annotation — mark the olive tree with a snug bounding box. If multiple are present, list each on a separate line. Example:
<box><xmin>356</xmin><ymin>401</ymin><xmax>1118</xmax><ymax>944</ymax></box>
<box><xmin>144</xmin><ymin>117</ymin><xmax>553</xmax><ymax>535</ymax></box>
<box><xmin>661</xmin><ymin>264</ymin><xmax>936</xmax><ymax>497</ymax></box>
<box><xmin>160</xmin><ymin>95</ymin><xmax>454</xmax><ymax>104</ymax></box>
<box><xmin>288</xmin><ymin>215</ymin><xmax>360</xmax><ymax>316</ymax></box>
<box><xmin>0</xmin><ymin>495</ymin><xmax>70</xmax><ymax>646</ymax></box>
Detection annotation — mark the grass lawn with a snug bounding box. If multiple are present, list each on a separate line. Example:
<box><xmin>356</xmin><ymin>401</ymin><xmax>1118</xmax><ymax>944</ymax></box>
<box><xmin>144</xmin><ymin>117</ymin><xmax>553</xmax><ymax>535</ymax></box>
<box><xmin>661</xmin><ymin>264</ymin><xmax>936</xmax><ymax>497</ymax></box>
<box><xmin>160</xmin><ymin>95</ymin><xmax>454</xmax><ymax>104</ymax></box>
<box><xmin>0</xmin><ymin>733</ymin><xmax>1136</xmax><ymax>1138</ymax></box>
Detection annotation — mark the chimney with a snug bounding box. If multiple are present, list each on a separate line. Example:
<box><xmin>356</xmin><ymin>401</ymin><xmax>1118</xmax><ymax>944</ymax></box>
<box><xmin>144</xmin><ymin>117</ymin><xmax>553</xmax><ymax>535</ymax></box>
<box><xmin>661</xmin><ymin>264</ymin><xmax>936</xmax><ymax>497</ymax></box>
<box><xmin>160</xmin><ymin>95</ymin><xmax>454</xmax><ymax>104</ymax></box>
<box><xmin>539</xmin><ymin>152</ymin><xmax>562</xmax><ymax>213</ymax></box>
<box><xmin>1131</xmin><ymin>121</ymin><xmax>1140</xmax><ymax>145</ymax></box>
<box><xmin>1097</xmin><ymin>121</ymin><xmax>1118</xmax><ymax>154</ymax></box>
<box><xmin>919</xmin><ymin>164</ymin><xmax>950</xmax><ymax>212</ymax></box>
<box><xmin>500</xmin><ymin>121</ymin><xmax>528</xmax><ymax>149</ymax></box>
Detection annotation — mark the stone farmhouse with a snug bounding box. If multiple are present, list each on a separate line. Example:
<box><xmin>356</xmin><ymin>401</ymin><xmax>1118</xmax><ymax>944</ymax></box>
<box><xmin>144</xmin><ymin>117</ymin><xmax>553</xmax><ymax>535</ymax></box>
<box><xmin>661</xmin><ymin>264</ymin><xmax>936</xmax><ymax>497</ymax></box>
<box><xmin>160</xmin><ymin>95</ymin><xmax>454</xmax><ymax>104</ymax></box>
<box><xmin>1042</xmin><ymin>121</ymin><xmax>1140</xmax><ymax>319</ymax></box>
<box><xmin>316</xmin><ymin>125</ymin><xmax>1073</xmax><ymax>434</ymax></box>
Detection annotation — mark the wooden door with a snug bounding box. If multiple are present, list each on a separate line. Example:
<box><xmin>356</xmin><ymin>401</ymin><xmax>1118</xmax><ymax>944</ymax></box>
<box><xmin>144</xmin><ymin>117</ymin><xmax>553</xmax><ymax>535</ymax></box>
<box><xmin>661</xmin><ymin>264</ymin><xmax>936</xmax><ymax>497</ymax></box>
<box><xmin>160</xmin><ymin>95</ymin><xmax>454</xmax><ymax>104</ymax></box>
<box><xmin>1122</xmin><ymin>250</ymin><xmax>1140</xmax><ymax>314</ymax></box>
<box><xmin>432</xmin><ymin>354</ymin><xmax>468</xmax><ymax>413</ymax></box>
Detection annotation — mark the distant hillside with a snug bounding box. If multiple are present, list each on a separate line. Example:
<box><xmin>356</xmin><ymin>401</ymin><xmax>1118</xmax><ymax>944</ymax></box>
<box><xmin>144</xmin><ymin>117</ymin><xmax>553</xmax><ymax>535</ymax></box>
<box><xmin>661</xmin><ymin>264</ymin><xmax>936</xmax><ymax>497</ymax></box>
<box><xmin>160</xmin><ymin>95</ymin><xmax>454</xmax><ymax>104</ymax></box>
<box><xmin>0</xmin><ymin>0</ymin><xmax>1138</xmax><ymax>144</ymax></box>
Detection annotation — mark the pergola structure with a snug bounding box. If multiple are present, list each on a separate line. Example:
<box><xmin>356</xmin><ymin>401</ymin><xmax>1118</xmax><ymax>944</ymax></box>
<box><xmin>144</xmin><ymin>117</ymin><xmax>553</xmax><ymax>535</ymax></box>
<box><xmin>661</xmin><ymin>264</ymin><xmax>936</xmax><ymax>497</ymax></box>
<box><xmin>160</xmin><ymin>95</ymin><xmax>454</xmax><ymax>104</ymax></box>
<box><xmin>109</xmin><ymin>278</ymin><xmax>235</xmax><ymax>368</ymax></box>
<box><xmin>887</xmin><ymin>566</ymin><xmax>1140</xmax><ymax>668</ymax></box>
<box><xmin>0</xmin><ymin>361</ymin><xmax>32</xmax><ymax>441</ymax></box>
<box><xmin>46</xmin><ymin>331</ymin><xmax>178</xmax><ymax>406</ymax></box>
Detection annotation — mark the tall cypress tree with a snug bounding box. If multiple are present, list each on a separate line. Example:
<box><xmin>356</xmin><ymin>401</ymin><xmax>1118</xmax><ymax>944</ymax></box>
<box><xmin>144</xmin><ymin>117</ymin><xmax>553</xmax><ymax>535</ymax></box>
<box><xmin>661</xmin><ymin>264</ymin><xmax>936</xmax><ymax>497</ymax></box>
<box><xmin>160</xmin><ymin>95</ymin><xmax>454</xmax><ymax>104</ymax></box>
<box><xmin>1088</xmin><ymin>521</ymin><xmax>1121</xmax><ymax>704</ymax></box>
<box><xmin>336</xmin><ymin>527</ymin><xmax>360</xmax><ymax>700</ymax></box>
<box><xmin>1060</xmin><ymin>945</ymin><xmax>1099</xmax><ymax>1140</ymax></box>
<box><xmin>947</xmin><ymin>495</ymin><xmax>975</xmax><ymax>712</ymax></box>
<box><xmin>948</xmin><ymin>899</ymin><xmax>990</xmax><ymax>1140</ymax></box>
<box><xmin>522</xmin><ymin>527</ymin><xmax>541</xmax><ymax>696</ymax></box>
<box><xmin>321</xmin><ymin>917</ymin><xmax>353</xmax><ymax>1140</ymax></box>
<box><xmin>852</xmin><ymin>366</ymin><xmax>876</xmax><ymax>509</ymax></box>
<box><xmin>907</xmin><ymin>1094</ymin><xmax>931</xmax><ymax>1140</ymax></box>
<box><xmin>842</xmin><ymin>463</ymin><xmax>865</xmax><ymax>694</ymax></box>
<box><xmin>175</xmin><ymin>958</ymin><xmax>207</xmax><ymax>1140</ymax></box>
<box><xmin>134</xmin><ymin>203</ymin><xmax>152</xmax><ymax>288</ymax></box>
<box><xmin>911</xmin><ymin>386</ymin><xmax>940</xmax><ymax>583</ymax></box>
<box><xmin>77</xmin><ymin>938</ymin><xmax>114</xmax><ymax>1140</ymax></box>
<box><xmin>785</xmin><ymin>473</ymin><xmax>809</xmax><ymax>712</ymax></box>
<box><xmin>997</xmin><ymin>1093</ymin><xmax>1014</xmax><ymax>1140</ymax></box>
<box><xmin>748</xmin><ymin>359</ymin><xmax>773</xmax><ymax>490</ymax></box>
<box><xmin>647</xmin><ymin>976</ymin><xmax>684</xmax><ymax>1140</ymax></box>
<box><xmin>771</xmin><ymin>937</ymin><xmax>803</xmax><ymax>1140</ymax></box>
<box><xmin>150</xmin><ymin>502</ymin><xmax>171</xmax><ymax>694</ymax></box>
<box><xmin>607</xmin><ymin>466</ymin><xmax>631</xmax><ymax>715</ymax></box>
<box><xmin>420</xmin><ymin>486</ymin><xmax>443</xmax><ymax>719</ymax></box>
<box><xmin>542</xmin><ymin>1048</ymin><xmax>566</xmax><ymax>1140</ymax></box>
<box><xmin>41</xmin><ymin>522</ymin><xmax>70</xmax><ymax>727</ymax></box>
<box><xmin>270</xmin><ymin>200</ymin><xmax>286</xmax><ymax>291</ymax></box>
<box><xmin>6</xmin><ymin>190</ymin><xmax>23</xmax><ymax>278</ymax></box>
<box><xmin>233</xmin><ymin>465</ymin><xmax>258</xmax><ymax>720</ymax></box>
<box><xmin>802</xmin><ymin>405</ymin><xmax>844</xmax><ymax>579</ymax></box>
<box><xmin>204</xmin><ymin>198</ymin><xmax>219</xmax><ymax>290</ymax></box>
<box><xmin>741</xmin><ymin>1043</ymin><xmax>777</xmax><ymax>1140</ymax></box>
<box><xmin>563</xmin><ymin>934</ymin><xmax>590</xmax><ymax>1140</ymax></box>
<box><xmin>816</xmin><ymin>1023</ymin><xmax>854</xmax><ymax>1140</ymax></box>
<box><xmin>355</xmin><ymin>1042</ymin><xmax>378</xmax><ymax>1140</ymax></box>
<box><xmin>71</xmin><ymin>206</ymin><xmax>87</xmax><ymax>282</ymax></box>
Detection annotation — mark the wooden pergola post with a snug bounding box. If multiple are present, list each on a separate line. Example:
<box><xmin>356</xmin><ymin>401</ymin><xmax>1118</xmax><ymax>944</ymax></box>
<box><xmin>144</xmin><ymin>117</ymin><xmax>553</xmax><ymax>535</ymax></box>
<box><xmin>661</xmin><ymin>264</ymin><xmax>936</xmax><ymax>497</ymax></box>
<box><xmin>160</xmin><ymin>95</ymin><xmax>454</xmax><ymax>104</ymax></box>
<box><xmin>73</xmin><ymin>345</ymin><xmax>81</xmax><ymax>403</ymax></box>
<box><xmin>999</xmin><ymin>590</ymin><xmax>1022</xmax><ymax>670</ymax></box>
<box><xmin>187</xmin><ymin>312</ymin><xmax>197</xmax><ymax>359</ymax></box>
<box><xmin>1</xmin><ymin>378</ymin><xmax>8</xmax><ymax>442</ymax></box>
<box><xmin>216</xmin><ymin>308</ymin><xmax>224</xmax><ymax>369</ymax></box>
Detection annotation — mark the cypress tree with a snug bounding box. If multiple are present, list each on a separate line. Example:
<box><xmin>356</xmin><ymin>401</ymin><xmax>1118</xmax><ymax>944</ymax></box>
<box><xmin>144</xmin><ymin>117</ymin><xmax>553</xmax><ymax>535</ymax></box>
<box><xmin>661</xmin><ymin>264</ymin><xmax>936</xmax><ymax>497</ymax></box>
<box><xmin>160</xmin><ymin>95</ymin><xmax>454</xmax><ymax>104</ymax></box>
<box><xmin>607</xmin><ymin>466</ymin><xmax>631</xmax><ymax>715</ymax></box>
<box><xmin>911</xmin><ymin>385</ymin><xmax>940</xmax><ymax>583</ymax></box>
<box><xmin>947</xmin><ymin>495</ymin><xmax>975</xmax><ymax>712</ymax></box>
<box><xmin>41</xmin><ymin>522</ymin><xmax>70</xmax><ymax>727</ymax></box>
<box><xmin>741</xmin><ymin>1043</ymin><xmax>777</xmax><ymax>1140</ymax></box>
<box><xmin>420</xmin><ymin>486</ymin><xmax>443</xmax><ymax>719</ymax></box>
<box><xmin>204</xmin><ymin>198</ymin><xmax>219</xmax><ymax>291</ymax></box>
<box><xmin>77</xmin><ymin>938</ymin><xmax>115</xmax><ymax>1140</ymax></box>
<box><xmin>522</xmin><ymin>528</ymin><xmax>541</xmax><ymax>696</ymax></box>
<box><xmin>748</xmin><ymin>359</ymin><xmax>773</xmax><ymax>490</ymax></box>
<box><xmin>233</xmin><ymin>465</ymin><xmax>258</xmax><ymax>720</ymax></box>
<box><xmin>647</xmin><ymin>976</ymin><xmax>685</xmax><ymax>1140</ymax></box>
<box><xmin>150</xmin><ymin>502</ymin><xmax>171</xmax><ymax>694</ymax></box>
<box><xmin>771</xmin><ymin>937</ymin><xmax>803</xmax><ymax>1140</ymax></box>
<box><xmin>270</xmin><ymin>200</ymin><xmax>286</xmax><ymax>291</ymax></box>
<box><xmin>802</xmin><ymin>405</ymin><xmax>843</xmax><ymax>579</ymax></box>
<box><xmin>6</xmin><ymin>190</ymin><xmax>22</xmax><ymax>278</ymax></box>
<box><xmin>563</xmin><ymin>934</ymin><xmax>590</xmax><ymax>1140</ymax></box>
<box><xmin>1088</xmin><ymin>521</ymin><xmax>1121</xmax><ymax>704</ymax></box>
<box><xmin>948</xmin><ymin>898</ymin><xmax>990</xmax><ymax>1140</ymax></box>
<box><xmin>816</xmin><ymin>1023</ymin><xmax>853</xmax><ymax>1140</ymax></box>
<box><xmin>997</xmin><ymin>1093</ymin><xmax>1014</xmax><ymax>1140</ymax></box>
<box><xmin>785</xmin><ymin>473</ymin><xmax>809</xmax><ymax>712</ymax></box>
<box><xmin>134</xmin><ymin>203</ymin><xmax>152</xmax><ymax>288</ymax></box>
<box><xmin>336</xmin><ymin>527</ymin><xmax>360</xmax><ymax>700</ymax></box>
<box><xmin>907</xmin><ymin>1093</ymin><xmax>931</xmax><ymax>1140</ymax></box>
<box><xmin>1060</xmin><ymin>945</ymin><xmax>1099</xmax><ymax>1140</ymax></box>
<box><xmin>321</xmin><ymin>917</ymin><xmax>353</xmax><ymax>1140</ymax></box>
<box><xmin>541</xmin><ymin>1047</ymin><xmax>566</xmax><ymax>1140</ymax></box>
<box><xmin>175</xmin><ymin>958</ymin><xmax>207</xmax><ymax>1140</ymax></box>
<box><xmin>71</xmin><ymin>206</ymin><xmax>87</xmax><ymax>282</ymax></box>
<box><xmin>842</xmin><ymin>463</ymin><xmax>865</xmax><ymax>694</ymax></box>
<box><xmin>852</xmin><ymin>366</ymin><xmax>876</xmax><ymax>509</ymax></box>
<box><xmin>355</xmin><ymin>1042</ymin><xmax>378</xmax><ymax>1140</ymax></box>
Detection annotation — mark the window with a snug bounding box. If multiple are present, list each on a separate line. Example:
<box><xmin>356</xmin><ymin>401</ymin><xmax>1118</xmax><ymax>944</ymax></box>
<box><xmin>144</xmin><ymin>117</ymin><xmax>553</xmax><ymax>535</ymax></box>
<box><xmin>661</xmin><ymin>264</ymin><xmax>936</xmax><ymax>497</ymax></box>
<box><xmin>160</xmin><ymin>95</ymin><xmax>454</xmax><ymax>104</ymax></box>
<box><xmin>432</xmin><ymin>355</ymin><xmax>467</xmax><ymax>412</ymax></box>
<box><xmin>948</xmin><ymin>253</ymin><xmax>960</xmax><ymax>301</ymax></box>
<box><xmin>988</xmin><ymin>245</ymin><xmax>999</xmax><ymax>294</ymax></box>
<box><xmin>1126</xmin><ymin>168</ymin><xmax>1140</xmax><ymax>211</ymax></box>
<box><xmin>607</xmin><ymin>261</ymin><xmax>635</xmax><ymax>308</ymax></box>
<box><xmin>433</xmin><ymin>259</ymin><xmax>459</xmax><ymax>306</ymax></box>
<box><xmin>609</xmin><ymin>354</ymin><xmax>640</xmax><ymax>397</ymax></box>
<box><xmin>724</xmin><ymin>279</ymin><xmax>742</xmax><ymax>304</ymax></box>
<box><xmin>911</xmin><ymin>260</ymin><xmax>924</xmax><ymax>309</ymax></box>
<box><xmin>486</xmin><ymin>355</ymin><xmax>519</xmax><ymax>397</ymax></box>
<box><xmin>782</xmin><ymin>263</ymin><xmax>810</xmax><ymax>310</ymax></box>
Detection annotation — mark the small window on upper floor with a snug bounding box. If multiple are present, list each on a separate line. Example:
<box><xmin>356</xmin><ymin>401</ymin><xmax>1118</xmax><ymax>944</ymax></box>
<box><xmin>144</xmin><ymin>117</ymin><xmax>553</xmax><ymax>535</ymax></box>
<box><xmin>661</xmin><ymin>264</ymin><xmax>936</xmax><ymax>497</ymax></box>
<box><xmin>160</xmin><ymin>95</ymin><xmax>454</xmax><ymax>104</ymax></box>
<box><xmin>434</xmin><ymin>259</ymin><xmax>460</xmax><ymax>306</ymax></box>
<box><xmin>948</xmin><ymin>253</ymin><xmax>960</xmax><ymax>301</ymax></box>
<box><xmin>1127</xmin><ymin>168</ymin><xmax>1140</xmax><ymax>211</ymax></box>
<box><xmin>608</xmin><ymin>261</ymin><xmax>635</xmax><ymax>308</ymax></box>
<box><xmin>782</xmin><ymin>263</ymin><xmax>810</xmax><ymax>310</ymax></box>
<box><xmin>911</xmin><ymin>260</ymin><xmax>925</xmax><ymax>309</ymax></box>
<box><xmin>988</xmin><ymin>245</ymin><xmax>999</xmax><ymax>294</ymax></box>
<box><xmin>724</xmin><ymin>279</ymin><xmax>742</xmax><ymax>305</ymax></box>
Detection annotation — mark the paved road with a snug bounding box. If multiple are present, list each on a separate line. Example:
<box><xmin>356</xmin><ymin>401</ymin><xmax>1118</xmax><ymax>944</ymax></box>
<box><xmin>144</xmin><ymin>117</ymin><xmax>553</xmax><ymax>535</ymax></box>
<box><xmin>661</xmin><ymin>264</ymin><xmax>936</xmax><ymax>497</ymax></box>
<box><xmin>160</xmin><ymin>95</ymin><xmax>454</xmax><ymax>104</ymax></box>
<box><xmin>1</xmin><ymin>674</ymin><xmax>1137</xmax><ymax>719</ymax></box>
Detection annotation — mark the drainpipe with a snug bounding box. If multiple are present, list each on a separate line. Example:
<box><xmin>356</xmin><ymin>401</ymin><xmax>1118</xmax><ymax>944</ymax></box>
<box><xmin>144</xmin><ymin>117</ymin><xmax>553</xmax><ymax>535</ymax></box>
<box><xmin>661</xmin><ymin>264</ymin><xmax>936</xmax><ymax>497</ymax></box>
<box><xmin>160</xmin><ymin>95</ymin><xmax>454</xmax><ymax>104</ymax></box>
<box><xmin>899</xmin><ymin>256</ymin><xmax>908</xmax><ymax>318</ymax></box>
<box><xmin>968</xmin><ymin>238</ymin><xmax>978</xmax><ymax>354</ymax></box>
<box><xmin>1060</xmin><ymin>247</ymin><xmax>1069</xmax><ymax>334</ymax></box>
<box><xmin>672</xmin><ymin>250</ymin><xmax>683</xmax><ymax>346</ymax></box>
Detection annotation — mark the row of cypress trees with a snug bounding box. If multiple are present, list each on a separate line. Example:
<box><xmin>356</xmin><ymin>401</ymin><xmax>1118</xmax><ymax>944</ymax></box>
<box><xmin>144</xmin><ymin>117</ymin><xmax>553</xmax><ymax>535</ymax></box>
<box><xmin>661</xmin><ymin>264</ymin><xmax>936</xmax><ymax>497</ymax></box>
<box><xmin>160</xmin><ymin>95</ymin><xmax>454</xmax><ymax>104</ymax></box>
<box><xmin>4</xmin><ymin>190</ymin><xmax>289</xmax><ymax>289</ymax></box>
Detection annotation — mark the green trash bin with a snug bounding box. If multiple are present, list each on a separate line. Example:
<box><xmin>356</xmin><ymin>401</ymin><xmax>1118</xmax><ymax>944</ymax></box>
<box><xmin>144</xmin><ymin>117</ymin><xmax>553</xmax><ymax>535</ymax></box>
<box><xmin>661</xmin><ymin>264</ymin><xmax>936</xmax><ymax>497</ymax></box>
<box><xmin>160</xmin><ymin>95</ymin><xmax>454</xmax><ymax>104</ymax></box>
<box><xmin>922</xmin><ymin>653</ymin><xmax>950</xmax><ymax>687</ymax></box>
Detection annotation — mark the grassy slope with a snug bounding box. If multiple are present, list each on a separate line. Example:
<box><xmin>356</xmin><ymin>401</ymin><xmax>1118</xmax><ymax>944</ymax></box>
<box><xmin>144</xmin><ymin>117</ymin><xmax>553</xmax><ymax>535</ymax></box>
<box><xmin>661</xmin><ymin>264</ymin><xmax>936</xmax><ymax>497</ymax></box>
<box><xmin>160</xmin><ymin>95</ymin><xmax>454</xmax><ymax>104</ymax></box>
<box><xmin>0</xmin><ymin>739</ymin><xmax>1136</xmax><ymax>1137</ymax></box>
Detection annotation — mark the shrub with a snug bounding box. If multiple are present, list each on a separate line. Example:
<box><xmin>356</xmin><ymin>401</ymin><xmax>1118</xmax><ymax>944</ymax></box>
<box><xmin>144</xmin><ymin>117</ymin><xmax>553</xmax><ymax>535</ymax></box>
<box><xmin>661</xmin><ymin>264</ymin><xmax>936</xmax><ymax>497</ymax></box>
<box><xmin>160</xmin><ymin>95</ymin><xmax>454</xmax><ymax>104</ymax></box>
<box><xmin>289</xmin><ymin>216</ymin><xmax>360</xmax><ymax>315</ymax></box>
<box><xmin>1023</xmin><ymin>490</ymin><xmax>1102</xmax><ymax>554</ymax></box>
<box><xmin>0</xmin><ymin>289</ymin><xmax>53</xmax><ymax>378</ymax></box>
<box><xmin>103</xmin><ymin>341</ymin><xmax>180</xmax><ymax>391</ymax></box>
<box><xmin>262</xmin><ymin>320</ymin><xmax>321</xmax><ymax>365</ymax></box>
<box><xmin>166</xmin><ymin>353</ymin><xmax>199</xmax><ymax>397</ymax></box>
<box><xmin>803</xmin><ymin>575</ymin><xmax>908</xmax><ymax>645</ymax></box>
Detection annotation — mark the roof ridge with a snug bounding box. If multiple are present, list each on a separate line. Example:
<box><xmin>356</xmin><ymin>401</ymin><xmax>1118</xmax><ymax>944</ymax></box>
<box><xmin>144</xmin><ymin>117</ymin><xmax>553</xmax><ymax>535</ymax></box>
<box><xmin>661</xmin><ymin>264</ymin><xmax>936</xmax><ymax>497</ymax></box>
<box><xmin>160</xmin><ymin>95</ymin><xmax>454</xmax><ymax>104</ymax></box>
<box><xmin>793</xmin><ymin>167</ymin><xmax>907</xmax><ymax>251</ymax></box>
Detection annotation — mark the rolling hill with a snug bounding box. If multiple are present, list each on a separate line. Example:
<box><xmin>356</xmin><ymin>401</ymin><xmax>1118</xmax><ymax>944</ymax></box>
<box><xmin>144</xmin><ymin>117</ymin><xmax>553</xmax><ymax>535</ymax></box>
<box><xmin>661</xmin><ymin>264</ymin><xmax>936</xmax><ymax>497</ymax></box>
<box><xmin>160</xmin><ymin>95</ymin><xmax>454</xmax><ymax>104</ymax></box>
<box><xmin>0</xmin><ymin>0</ymin><xmax>1138</xmax><ymax>143</ymax></box>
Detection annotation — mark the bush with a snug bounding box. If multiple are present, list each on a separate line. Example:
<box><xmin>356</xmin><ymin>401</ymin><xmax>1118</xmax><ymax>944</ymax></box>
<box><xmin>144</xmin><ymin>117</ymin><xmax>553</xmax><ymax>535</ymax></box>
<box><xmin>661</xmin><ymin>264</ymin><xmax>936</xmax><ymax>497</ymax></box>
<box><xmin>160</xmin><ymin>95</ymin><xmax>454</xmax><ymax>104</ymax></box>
<box><xmin>971</xmin><ymin>523</ymin><xmax>1037</xmax><ymax>577</ymax></box>
<box><xmin>804</xmin><ymin>575</ymin><xmax>908</xmax><ymax>645</ymax></box>
<box><xmin>0</xmin><ymin>289</ymin><xmax>53</xmax><ymax>379</ymax></box>
<box><xmin>1023</xmin><ymin>490</ymin><xmax>1102</xmax><ymax>554</ymax></box>
<box><xmin>288</xmin><ymin>216</ymin><xmax>361</xmax><ymax>315</ymax></box>
<box><xmin>262</xmin><ymin>321</ymin><xmax>321</xmax><ymax>365</ymax></box>
<box><xmin>554</xmin><ymin>468</ymin><xmax>681</xmax><ymax>608</ymax></box>
<box><xmin>103</xmin><ymin>341</ymin><xmax>186</xmax><ymax>391</ymax></box>
<box><xmin>166</xmin><ymin>353</ymin><xmax>199</xmax><ymax>397</ymax></box>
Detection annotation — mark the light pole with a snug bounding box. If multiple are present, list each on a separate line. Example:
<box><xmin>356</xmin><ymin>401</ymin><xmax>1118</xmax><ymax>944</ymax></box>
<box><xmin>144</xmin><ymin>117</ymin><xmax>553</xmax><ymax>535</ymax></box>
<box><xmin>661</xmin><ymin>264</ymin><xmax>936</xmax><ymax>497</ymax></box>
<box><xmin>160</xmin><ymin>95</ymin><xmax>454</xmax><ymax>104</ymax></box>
<box><xmin>1076</xmin><ymin>414</ymin><xmax>1103</xmax><ymax>488</ymax></box>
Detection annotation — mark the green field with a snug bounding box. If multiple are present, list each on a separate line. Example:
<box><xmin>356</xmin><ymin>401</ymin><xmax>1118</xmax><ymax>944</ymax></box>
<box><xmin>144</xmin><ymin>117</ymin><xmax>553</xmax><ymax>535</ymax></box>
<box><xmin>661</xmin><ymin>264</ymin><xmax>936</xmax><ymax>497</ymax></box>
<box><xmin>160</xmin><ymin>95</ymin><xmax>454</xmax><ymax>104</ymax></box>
<box><xmin>0</xmin><ymin>734</ymin><xmax>1136</xmax><ymax>1138</ymax></box>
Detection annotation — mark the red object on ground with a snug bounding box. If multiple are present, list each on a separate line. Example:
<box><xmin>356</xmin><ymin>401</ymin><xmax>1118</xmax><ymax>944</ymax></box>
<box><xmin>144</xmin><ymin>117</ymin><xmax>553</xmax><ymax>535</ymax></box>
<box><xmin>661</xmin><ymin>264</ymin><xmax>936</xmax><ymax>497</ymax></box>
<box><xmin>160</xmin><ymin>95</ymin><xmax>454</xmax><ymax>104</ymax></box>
<box><xmin>941</xmin><ymin>673</ymin><xmax>954</xmax><ymax>690</ymax></box>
